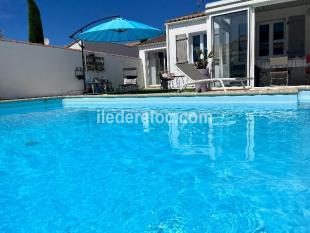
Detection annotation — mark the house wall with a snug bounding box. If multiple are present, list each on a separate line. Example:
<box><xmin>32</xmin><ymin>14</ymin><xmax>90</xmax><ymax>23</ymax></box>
<box><xmin>0</xmin><ymin>40</ymin><xmax>143</xmax><ymax>99</ymax></box>
<box><xmin>166</xmin><ymin>18</ymin><xmax>207</xmax><ymax>76</ymax></box>
<box><xmin>69</xmin><ymin>41</ymin><xmax>139</xmax><ymax>58</ymax></box>
<box><xmin>87</xmin><ymin>51</ymin><xmax>144</xmax><ymax>89</ymax></box>
<box><xmin>139</xmin><ymin>43</ymin><xmax>166</xmax><ymax>88</ymax></box>
<box><xmin>255</xmin><ymin>4</ymin><xmax>310</xmax><ymax>58</ymax></box>
<box><xmin>255</xmin><ymin>4</ymin><xmax>310</xmax><ymax>86</ymax></box>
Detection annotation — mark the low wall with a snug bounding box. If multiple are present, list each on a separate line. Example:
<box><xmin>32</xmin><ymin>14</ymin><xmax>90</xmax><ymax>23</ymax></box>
<box><xmin>0</xmin><ymin>40</ymin><xmax>84</xmax><ymax>99</ymax></box>
<box><xmin>0</xmin><ymin>40</ymin><xmax>143</xmax><ymax>99</ymax></box>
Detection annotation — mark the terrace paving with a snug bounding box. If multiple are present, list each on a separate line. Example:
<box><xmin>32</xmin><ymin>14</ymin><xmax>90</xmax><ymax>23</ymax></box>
<box><xmin>0</xmin><ymin>86</ymin><xmax>310</xmax><ymax>103</ymax></box>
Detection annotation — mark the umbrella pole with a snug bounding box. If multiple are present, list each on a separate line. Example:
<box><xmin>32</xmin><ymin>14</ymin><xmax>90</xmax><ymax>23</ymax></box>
<box><xmin>69</xmin><ymin>15</ymin><xmax>120</xmax><ymax>94</ymax></box>
<box><xmin>81</xmin><ymin>41</ymin><xmax>86</xmax><ymax>94</ymax></box>
<box><xmin>72</xmin><ymin>38</ymin><xmax>87</xmax><ymax>94</ymax></box>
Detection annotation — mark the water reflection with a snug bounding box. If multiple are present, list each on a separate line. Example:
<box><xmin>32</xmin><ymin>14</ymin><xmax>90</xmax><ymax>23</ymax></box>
<box><xmin>208</xmin><ymin>115</ymin><xmax>216</xmax><ymax>161</ymax></box>
<box><xmin>168</xmin><ymin>113</ymin><xmax>180</xmax><ymax>149</ymax></box>
<box><xmin>143</xmin><ymin>110</ymin><xmax>256</xmax><ymax>161</ymax></box>
<box><xmin>246</xmin><ymin>113</ymin><xmax>255</xmax><ymax>161</ymax></box>
<box><xmin>96</xmin><ymin>108</ymin><xmax>257</xmax><ymax>161</ymax></box>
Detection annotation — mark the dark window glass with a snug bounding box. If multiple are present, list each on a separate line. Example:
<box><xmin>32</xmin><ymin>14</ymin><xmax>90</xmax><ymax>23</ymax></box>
<box><xmin>273</xmin><ymin>22</ymin><xmax>284</xmax><ymax>55</ymax></box>
<box><xmin>192</xmin><ymin>35</ymin><xmax>201</xmax><ymax>62</ymax></box>
<box><xmin>273</xmin><ymin>22</ymin><xmax>284</xmax><ymax>40</ymax></box>
<box><xmin>203</xmin><ymin>34</ymin><xmax>208</xmax><ymax>55</ymax></box>
<box><xmin>239</xmin><ymin>23</ymin><xmax>247</xmax><ymax>62</ymax></box>
<box><xmin>273</xmin><ymin>42</ymin><xmax>284</xmax><ymax>55</ymax></box>
<box><xmin>259</xmin><ymin>24</ymin><xmax>269</xmax><ymax>56</ymax></box>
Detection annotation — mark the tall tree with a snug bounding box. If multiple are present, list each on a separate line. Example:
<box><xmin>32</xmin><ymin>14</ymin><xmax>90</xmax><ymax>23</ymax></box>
<box><xmin>27</xmin><ymin>0</ymin><xmax>44</xmax><ymax>44</ymax></box>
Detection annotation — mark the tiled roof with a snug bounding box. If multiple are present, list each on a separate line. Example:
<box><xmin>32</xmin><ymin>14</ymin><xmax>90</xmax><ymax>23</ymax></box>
<box><xmin>138</xmin><ymin>35</ymin><xmax>166</xmax><ymax>47</ymax></box>
<box><xmin>166</xmin><ymin>12</ymin><xmax>207</xmax><ymax>24</ymax></box>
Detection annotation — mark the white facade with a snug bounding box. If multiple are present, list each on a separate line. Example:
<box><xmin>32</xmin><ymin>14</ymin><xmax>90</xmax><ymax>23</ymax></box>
<box><xmin>166</xmin><ymin>17</ymin><xmax>207</xmax><ymax>75</ymax></box>
<box><xmin>139</xmin><ymin>42</ymin><xmax>167</xmax><ymax>88</ymax></box>
<box><xmin>0</xmin><ymin>40</ymin><xmax>143</xmax><ymax>99</ymax></box>
<box><xmin>140</xmin><ymin>0</ymin><xmax>310</xmax><ymax>89</ymax></box>
<box><xmin>204</xmin><ymin>0</ymin><xmax>310</xmax><ymax>87</ymax></box>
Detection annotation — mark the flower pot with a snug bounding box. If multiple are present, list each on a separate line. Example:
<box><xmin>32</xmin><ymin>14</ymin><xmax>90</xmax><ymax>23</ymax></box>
<box><xmin>196</xmin><ymin>69</ymin><xmax>211</xmax><ymax>92</ymax></box>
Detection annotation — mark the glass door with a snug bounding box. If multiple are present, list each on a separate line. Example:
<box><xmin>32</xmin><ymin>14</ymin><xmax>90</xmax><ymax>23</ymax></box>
<box><xmin>148</xmin><ymin>53</ymin><xmax>157</xmax><ymax>85</ymax></box>
<box><xmin>148</xmin><ymin>51</ymin><xmax>167</xmax><ymax>86</ymax></box>
<box><xmin>212</xmin><ymin>10</ymin><xmax>248</xmax><ymax>79</ymax></box>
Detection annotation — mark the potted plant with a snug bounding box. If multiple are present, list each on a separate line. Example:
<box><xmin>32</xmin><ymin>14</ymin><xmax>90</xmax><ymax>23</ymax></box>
<box><xmin>194</xmin><ymin>49</ymin><xmax>214</xmax><ymax>92</ymax></box>
<box><xmin>194</xmin><ymin>49</ymin><xmax>214</xmax><ymax>74</ymax></box>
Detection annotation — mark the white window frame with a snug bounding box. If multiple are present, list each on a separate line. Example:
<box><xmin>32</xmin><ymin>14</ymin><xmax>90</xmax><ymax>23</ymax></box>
<box><xmin>209</xmin><ymin>7</ymin><xmax>251</xmax><ymax>84</ymax></box>
<box><xmin>257</xmin><ymin>19</ymin><xmax>286</xmax><ymax>58</ymax></box>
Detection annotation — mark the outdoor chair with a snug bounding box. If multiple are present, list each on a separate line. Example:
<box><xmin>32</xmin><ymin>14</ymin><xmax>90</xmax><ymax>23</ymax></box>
<box><xmin>119</xmin><ymin>68</ymin><xmax>139</xmax><ymax>93</ymax></box>
<box><xmin>86</xmin><ymin>77</ymin><xmax>113</xmax><ymax>94</ymax></box>
<box><xmin>269</xmin><ymin>56</ymin><xmax>289</xmax><ymax>86</ymax></box>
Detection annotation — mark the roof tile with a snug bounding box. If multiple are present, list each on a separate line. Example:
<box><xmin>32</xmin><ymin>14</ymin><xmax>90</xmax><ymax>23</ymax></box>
<box><xmin>166</xmin><ymin>12</ymin><xmax>207</xmax><ymax>24</ymax></box>
<box><xmin>138</xmin><ymin>35</ymin><xmax>166</xmax><ymax>47</ymax></box>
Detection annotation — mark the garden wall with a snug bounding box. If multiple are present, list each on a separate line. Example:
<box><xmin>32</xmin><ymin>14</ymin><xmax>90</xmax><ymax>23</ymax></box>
<box><xmin>0</xmin><ymin>40</ymin><xmax>143</xmax><ymax>99</ymax></box>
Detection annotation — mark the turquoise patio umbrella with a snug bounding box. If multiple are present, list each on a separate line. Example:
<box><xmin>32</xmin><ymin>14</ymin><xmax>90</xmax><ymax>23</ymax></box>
<box><xmin>75</xmin><ymin>17</ymin><xmax>162</xmax><ymax>42</ymax></box>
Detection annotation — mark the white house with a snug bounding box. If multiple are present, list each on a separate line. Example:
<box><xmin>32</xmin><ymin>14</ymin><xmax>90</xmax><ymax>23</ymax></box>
<box><xmin>138</xmin><ymin>35</ymin><xmax>167</xmax><ymax>88</ymax></box>
<box><xmin>139</xmin><ymin>0</ymin><xmax>310</xmax><ymax>89</ymax></box>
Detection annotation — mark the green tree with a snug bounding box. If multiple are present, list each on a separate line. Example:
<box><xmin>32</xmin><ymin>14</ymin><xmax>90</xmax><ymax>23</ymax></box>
<box><xmin>27</xmin><ymin>0</ymin><xmax>44</xmax><ymax>44</ymax></box>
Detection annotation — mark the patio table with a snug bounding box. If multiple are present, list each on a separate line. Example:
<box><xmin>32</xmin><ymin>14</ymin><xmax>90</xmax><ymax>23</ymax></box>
<box><xmin>161</xmin><ymin>75</ymin><xmax>184</xmax><ymax>90</ymax></box>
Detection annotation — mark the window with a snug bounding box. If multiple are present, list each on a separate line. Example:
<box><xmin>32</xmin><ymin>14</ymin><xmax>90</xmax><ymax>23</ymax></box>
<box><xmin>192</xmin><ymin>35</ymin><xmax>201</xmax><ymax>62</ymax></box>
<box><xmin>258</xmin><ymin>21</ymin><xmax>285</xmax><ymax>57</ymax></box>
<box><xmin>273</xmin><ymin>22</ymin><xmax>284</xmax><ymax>55</ymax></box>
<box><xmin>203</xmin><ymin>34</ymin><xmax>208</xmax><ymax>56</ymax></box>
<box><xmin>259</xmin><ymin>24</ymin><xmax>269</xmax><ymax>56</ymax></box>
<box><xmin>190</xmin><ymin>33</ymin><xmax>207</xmax><ymax>63</ymax></box>
<box><xmin>239</xmin><ymin>23</ymin><xmax>247</xmax><ymax>62</ymax></box>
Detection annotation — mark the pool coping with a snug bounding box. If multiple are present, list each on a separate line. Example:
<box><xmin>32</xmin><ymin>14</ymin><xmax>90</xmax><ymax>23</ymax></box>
<box><xmin>0</xmin><ymin>86</ymin><xmax>309</xmax><ymax>104</ymax></box>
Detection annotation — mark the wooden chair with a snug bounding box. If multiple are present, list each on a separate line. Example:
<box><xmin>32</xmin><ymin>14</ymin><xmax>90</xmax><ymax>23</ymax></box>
<box><xmin>269</xmin><ymin>56</ymin><xmax>289</xmax><ymax>86</ymax></box>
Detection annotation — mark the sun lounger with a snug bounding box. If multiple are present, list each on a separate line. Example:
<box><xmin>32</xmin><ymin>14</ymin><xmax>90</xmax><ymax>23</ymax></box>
<box><xmin>176</xmin><ymin>63</ymin><xmax>251</xmax><ymax>93</ymax></box>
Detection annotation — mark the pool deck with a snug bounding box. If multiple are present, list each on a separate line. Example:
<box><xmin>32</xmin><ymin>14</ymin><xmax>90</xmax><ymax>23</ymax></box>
<box><xmin>1</xmin><ymin>86</ymin><xmax>310</xmax><ymax>103</ymax></box>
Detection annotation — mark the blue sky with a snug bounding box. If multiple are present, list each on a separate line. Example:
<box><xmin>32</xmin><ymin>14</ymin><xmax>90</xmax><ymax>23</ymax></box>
<box><xmin>0</xmin><ymin>0</ymin><xmax>217</xmax><ymax>46</ymax></box>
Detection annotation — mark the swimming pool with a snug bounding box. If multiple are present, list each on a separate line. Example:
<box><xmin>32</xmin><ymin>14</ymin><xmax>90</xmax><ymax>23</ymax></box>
<box><xmin>0</xmin><ymin>95</ymin><xmax>309</xmax><ymax>232</ymax></box>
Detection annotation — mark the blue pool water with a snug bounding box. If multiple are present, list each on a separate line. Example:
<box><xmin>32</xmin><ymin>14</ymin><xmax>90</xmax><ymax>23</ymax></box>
<box><xmin>0</xmin><ymin>96</ymin><xmax>309</xmax><ymax>233</ymax></box>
